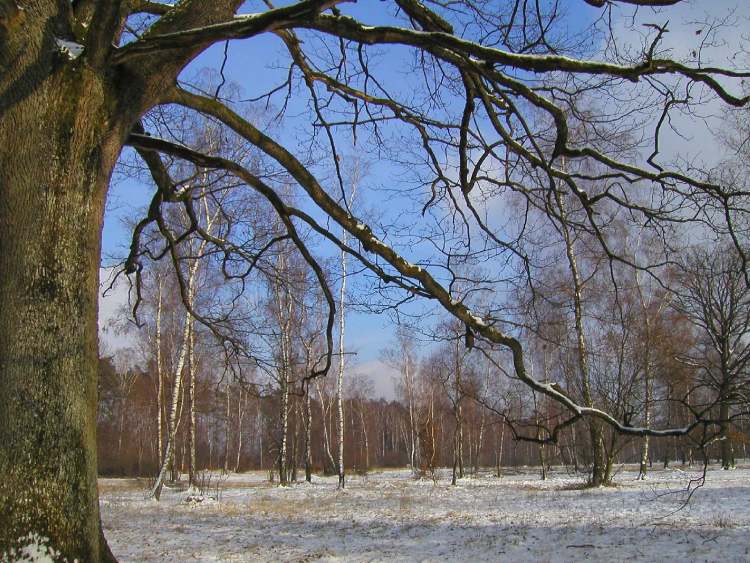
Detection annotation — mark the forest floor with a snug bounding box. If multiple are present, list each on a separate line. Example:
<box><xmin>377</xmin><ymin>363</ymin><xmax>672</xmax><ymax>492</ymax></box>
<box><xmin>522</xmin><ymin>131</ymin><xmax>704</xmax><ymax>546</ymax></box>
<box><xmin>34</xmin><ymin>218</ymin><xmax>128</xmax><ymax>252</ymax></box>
<box><xmin>100</xmin><ymin>464</ymin><xmax>750</xmax><ymax>561</ymax></box>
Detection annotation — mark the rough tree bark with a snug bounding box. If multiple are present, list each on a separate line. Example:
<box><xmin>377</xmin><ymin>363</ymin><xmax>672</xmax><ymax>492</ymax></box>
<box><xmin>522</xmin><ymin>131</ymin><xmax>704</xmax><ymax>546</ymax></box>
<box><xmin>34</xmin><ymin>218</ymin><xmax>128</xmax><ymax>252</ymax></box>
<box><xmin>0</xmin><ymin>1</ymin><xmax>252</xmax><ymax>554</ymax></box>
<box><xmin>0</xmin><ymin>6</ymin><xmax>123</xmax><ymax>559</ymax></box>
<box><xmin>0</xmin><ymin>0</ymin><xmax>743</xmax><ymax>558</ymax></box>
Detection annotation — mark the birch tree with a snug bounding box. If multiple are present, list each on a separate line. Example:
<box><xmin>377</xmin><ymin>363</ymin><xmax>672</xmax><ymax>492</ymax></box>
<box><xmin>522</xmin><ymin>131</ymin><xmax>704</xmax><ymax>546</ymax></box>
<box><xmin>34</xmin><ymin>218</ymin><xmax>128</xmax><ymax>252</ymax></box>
<box><xmin>150</xmin><ymin>193</ymin><xmax>220</xmax><ymax>499</ymax></box>
<box><xmin>335</xmin><ymin>160</ymin><xmax>360</xmax><ymax>489</ymax></box>
<box><xmin>384</xmin><ymin>327</ymin><xmax>421</xmax><ymax>473</ymax></box>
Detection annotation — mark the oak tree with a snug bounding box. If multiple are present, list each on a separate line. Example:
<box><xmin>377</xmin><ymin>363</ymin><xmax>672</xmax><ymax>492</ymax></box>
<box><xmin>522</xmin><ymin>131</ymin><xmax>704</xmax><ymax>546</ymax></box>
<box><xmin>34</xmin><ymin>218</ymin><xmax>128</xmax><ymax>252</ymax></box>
<box><xmin>1</xmin><ymin>0</ymin><xmax>748</xmax><ymax>559</ymax></box>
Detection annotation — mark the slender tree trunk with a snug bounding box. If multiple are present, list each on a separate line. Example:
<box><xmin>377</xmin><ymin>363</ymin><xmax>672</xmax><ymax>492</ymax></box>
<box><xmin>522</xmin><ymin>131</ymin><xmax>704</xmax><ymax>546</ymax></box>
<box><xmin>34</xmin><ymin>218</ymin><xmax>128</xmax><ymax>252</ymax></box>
<box><xmin>224</xmin><ymin>381</ymin><xmax>232</xmax><ymax>473</ymax></box>
<box><xmin>188</xmin><ymin>319</ymin><xmax>197</xmax><ymax>486</ymax></box>
<box><xmin>336</xmin><ymin>248</ymin><xmax>347</xmax><ymax>489</ymax></box>
<box><xmin>496</xmin><ymin>423</ymin><xmax>505</xmax><ymax>477</ymax></box>
<box><xmin>118</xmin><ymin>400</ymin><xmax>126</xmax><ymax>459</ymax></box>
<box><xmin>278</xmin><ymin>367</ymin><xmax>290</xmax><ymax>486</ymax></box>
<box><xmin>316</xmin><ymin>381</ymin><xmax>336</xmax><ymax>474</ymax></box>
<box><xmin>150</xmin><ymin>236</ymin><xmax>207</xmax><ymax>499</ymax></box>
<box><xmin>569</xmin><ymin>424</ymin><xmax>579</xmax><ymax>472</ymax></box>
<box><xmin>475</xmin><ymin>406</ymin><xmax>486</xmax><ymax>475</ymax></box>
<box><xmin>604</xmin><ymin>433</ymin><xmax>617</xmax><ymax>484</ymax></box>
<box><xmin>150</xmin><ymin>306</ymin><xmax>191</xmax><ymax>498</ymax></box>
<box><xmin>554</xmin><ymin>183</ymin><xmax>606</xmax><ymax>486</ymax></box>
<box><xmin>335</xmin><ymin>175</ymin><xmax>359</xmax><ymax>489</ymax></box>
<box><xmin>452</xmin><ymin>427</ymin><xmax>460</xmax><ymax>486</ymax></box>
<box><xmin>359</xmin><ymin>406</ymin><xmax>370</xmax><ymax>472</ymax></box>
<box><xmin>538</xmin><ymin>441</ymin><xmax>547</xmax><ymax>480</ymax></box>
<box><xmin>258</xmin><ymin>409</ymin><xmax>264</xmax><ymax>471</ymax></box>
<box><xmin>235</xmin><ymin>388</ymin><xmax>244</xmax><ymax>473</ymax></box>
<box><xmin>638</xmin><ymin>364</ymin><xmax>651</xmax><ymax>480</ymax></box>
<box><xmin>304</xmin><ymin>388</ymin><xmax>313</xmax><ymax>482</ymax></box>
<box><xmin>277</xmin><ymin>296</ymin><xmax>292</xmax><ymax>486</ymax></box>
<box><xmin>405</xmin><ymin>360</ymin><xmax>417</xmax><ymax>472</ymax></box>
<box><xmin>156</xmin><ymin>277</ymin><xmax>165</xmax><ymax>470</ymax></box>
<box><xmin>170</xmin><ymin>369</ymin><xmax>187</xmax><ymax>483</ymax></box>
<box><xmin>429</xmin><ymin>392</ymin><xmax>437</xmax><ymax>476</ymax></box>
<box><xmin>290</xmin><ymin>400</ymin><xmax>300</xmax><ymax>483</ymax></box>
<box><xmin>453</xmin><ymin>342</ymin><xmax>465</xmax><ymax>482</ymax></box>
<box><xmin>180</xmin><ymin>433</ymin><xmax>186</xmax><ymax>475</ymax></box>
<box><xmin>720</xmin><ymin>392</ymin><xmax>734</xmax><ymax>470</ymax></box>
<box><xmin>634</xmin><ymin>266</ymin><xmax>664</xmax><ymax>481</ymax></box>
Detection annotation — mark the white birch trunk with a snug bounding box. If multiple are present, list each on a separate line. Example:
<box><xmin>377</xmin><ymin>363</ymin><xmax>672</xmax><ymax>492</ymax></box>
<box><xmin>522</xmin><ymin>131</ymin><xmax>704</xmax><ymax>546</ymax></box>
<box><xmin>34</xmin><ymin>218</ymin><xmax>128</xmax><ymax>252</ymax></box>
<box><xmin>224</xmin><ymin>381</ymin><xmax>231</xmax><ymax>473</ymax></box>
<box><xmin>155</xmin><ymin>276</ymin><xmax>164</xmax><ymax>469</ymax></box>
<box><xmin>150</xmin><ymin>294</ymin><xmax>194</xmax><ymax>499</ymax></box>
<box><xmin>235</xmin><ymin>387</ymin><xmax>244</xmax><ymax>472</ymax></box>
<box><xmin>304</xmin><ymin>388</ymin><xmax>313</xmax><ymax>481</ymax></box>
<box><xmin>336</xmin><ymin>255</ymin><xmax>346</xmax><ymax>488</ymax></box>
<box><xmin>316</xmin><ymin>381</ymin><xmax>336</xmax><ymax>474</ymax></box>
<box><xmin>553</xmin><ymin>176</ymin><xmax>604</xmax><ymax>486</ymax></box>
<box><xmin>188</xmin><ymin>319</ymin><xmax>196</xmax><ymax>486</ymax></box>
<box><xmin>150</xmin><ymin>193</ymin><xmax>218</xmax><ymax>499</ymax></box>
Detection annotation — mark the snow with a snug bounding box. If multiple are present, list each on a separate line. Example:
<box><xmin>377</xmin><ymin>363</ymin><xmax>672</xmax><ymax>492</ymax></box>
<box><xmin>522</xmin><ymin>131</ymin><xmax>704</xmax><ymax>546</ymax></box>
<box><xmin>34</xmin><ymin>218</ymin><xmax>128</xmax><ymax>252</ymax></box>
<box><xmin>55</xmin><ymin>38</ymin><xmax>84</xmax><ymax>60</ymax></box>
<box><xmin>4</xmin><ymin>533</ymin><xmax>62</xmax><ymax>562</ymax></box>
<box><xmin>101</xmin><ymin>466</ymin><xmax>750</xmax><ymax>561</ymax></box>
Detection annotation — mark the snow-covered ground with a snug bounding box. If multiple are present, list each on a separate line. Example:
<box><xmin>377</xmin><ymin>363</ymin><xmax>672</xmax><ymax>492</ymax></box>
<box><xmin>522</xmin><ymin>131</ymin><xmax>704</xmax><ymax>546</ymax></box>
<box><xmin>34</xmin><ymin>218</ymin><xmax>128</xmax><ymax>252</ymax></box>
<box><xmin>101</xmin><ymin>465</ymin><xmax>750</xmax><ymax>562</ymax></box>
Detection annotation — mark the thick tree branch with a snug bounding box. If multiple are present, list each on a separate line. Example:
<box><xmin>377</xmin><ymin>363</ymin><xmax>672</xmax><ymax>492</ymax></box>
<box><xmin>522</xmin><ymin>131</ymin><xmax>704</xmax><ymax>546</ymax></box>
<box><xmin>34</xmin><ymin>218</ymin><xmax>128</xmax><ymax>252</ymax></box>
<box><xmin>153</xmin><ymin>88</ymin><xmax>722</xmax><ymax>439</ymax></box>
<box><xmin>126</xmin><ymin>132</ymin><xmax>337</xmax><ymax>380</ymax></box>
<box><xmin>113</xmin><ymin>0</ymin><xmax>344</xmax><ymax>64</ymax></box>
<box><xmin>131</xmin><ymin>1</ymin><xmax>173</xmax><ymax>16</ymax></box>
<box><xmin>299</xmin><ymin>15</ymin><xmax>750</xmax><ymax>106</ymax></box>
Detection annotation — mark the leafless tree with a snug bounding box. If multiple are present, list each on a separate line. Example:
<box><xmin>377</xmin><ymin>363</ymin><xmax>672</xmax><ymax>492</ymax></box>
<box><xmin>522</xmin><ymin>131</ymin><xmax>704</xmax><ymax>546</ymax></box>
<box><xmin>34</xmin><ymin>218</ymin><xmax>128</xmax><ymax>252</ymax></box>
<box><xmin>2</xmin><ymin>1</ymin><xmax>749</xmax><ymax>558</ymax></box>
<box><xmin>676</xmin><ymin>246</ymin><xmax>750</xmax><ymax>469</ymax></box>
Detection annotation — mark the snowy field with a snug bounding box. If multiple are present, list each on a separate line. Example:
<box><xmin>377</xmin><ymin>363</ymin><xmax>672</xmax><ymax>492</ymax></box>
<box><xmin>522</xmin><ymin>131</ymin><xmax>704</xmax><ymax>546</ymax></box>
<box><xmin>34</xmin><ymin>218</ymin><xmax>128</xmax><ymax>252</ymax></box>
<box><xmin>101</xmin><ymin>465</ymin><xmax>750</xmax><ymax>562</ymax></box>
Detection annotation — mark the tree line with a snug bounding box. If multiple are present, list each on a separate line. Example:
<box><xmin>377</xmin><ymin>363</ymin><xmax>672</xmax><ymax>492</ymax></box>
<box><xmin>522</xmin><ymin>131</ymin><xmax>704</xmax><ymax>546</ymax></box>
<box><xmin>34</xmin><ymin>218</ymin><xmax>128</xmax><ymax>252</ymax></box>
<box><xmin>97</xmin><ymin>238</ymin><xmax>750</xmax><ymax>486</ymax></box>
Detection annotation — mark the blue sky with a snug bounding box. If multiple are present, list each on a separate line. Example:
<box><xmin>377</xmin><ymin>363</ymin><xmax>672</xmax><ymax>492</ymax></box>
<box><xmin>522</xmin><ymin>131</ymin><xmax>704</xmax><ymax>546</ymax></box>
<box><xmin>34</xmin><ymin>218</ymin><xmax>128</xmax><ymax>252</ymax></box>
<box><xmin>101</xmin><ymin>3</ymin><xmax>417</xmax><ymax>397</ymax></box>
<box><xmin>99</xmin><ymin>0</ymin><xmax>749</xmax><ymax>398</ymax></box>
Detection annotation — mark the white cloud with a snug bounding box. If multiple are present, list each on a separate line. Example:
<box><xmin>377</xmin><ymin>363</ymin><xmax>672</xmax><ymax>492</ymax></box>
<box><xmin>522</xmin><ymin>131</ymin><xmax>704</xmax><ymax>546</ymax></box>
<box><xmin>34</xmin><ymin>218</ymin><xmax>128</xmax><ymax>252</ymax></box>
<box><xmin>98</xmin><ymin>267</ymin><xmax>139</xmax><ymax>361</ymax></box>
<box><xmin>353</xmin><ymin>359</ymin><xmax>399</xmax><ymax>400</ymax></box>
<box><xmin>608</xmin><ymin>0</ymin><xmax>750</xmax><ymax>167</ymax></box>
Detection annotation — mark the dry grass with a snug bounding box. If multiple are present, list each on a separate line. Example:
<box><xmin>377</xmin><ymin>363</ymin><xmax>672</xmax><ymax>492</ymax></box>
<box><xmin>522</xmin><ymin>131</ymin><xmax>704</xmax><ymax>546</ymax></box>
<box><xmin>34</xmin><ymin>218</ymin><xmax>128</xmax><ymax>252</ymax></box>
<box><xmin>98</xmin><ymin>479</ymin><xmax>147</xmax><ymax>494</ymax></box>
<box><xmin>710</xmin><ymin>513</ymin><xmax>736</xmax><ymax>529</ymax></box>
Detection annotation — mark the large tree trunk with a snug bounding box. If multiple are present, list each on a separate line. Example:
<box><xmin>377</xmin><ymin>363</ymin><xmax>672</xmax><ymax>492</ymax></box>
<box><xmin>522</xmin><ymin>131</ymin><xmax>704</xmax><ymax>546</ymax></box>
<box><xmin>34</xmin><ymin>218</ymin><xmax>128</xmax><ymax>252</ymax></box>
<box><xmin>0</xmin><ymin>20</ymin><xmax>123</xmax><ymax>559</ymax></box>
